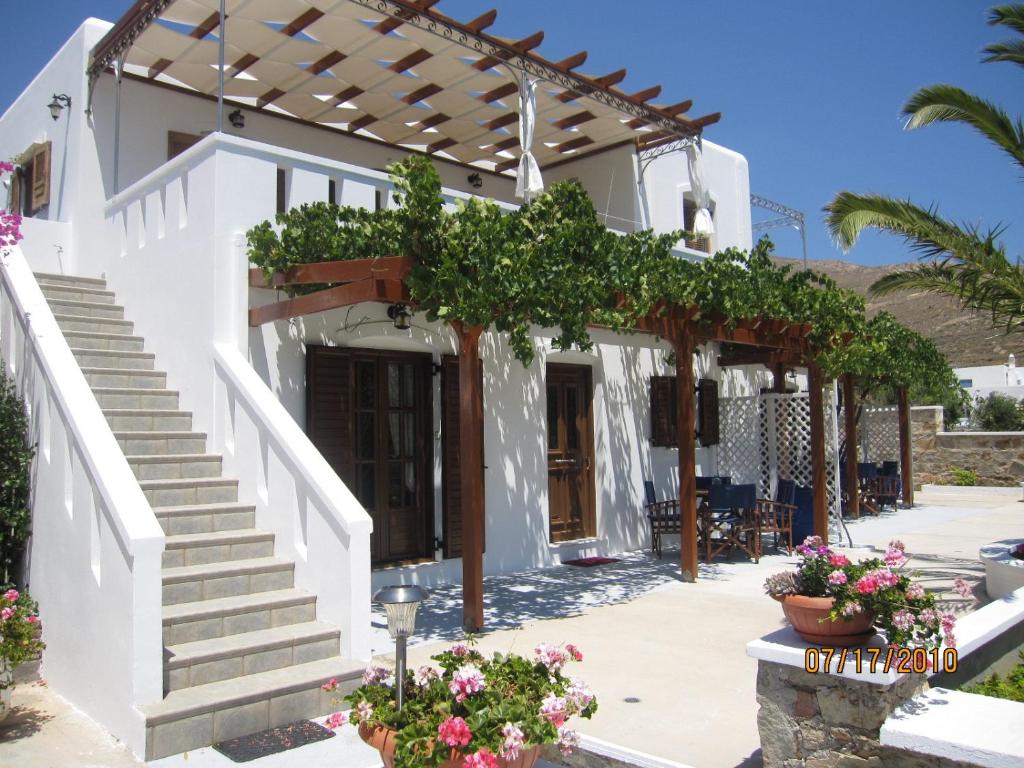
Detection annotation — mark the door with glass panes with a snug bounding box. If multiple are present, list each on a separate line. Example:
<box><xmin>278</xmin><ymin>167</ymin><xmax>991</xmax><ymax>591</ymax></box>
<box><xmin>306</xmin><ymin>347</ymin><xmax>433</xmax><ymax>564</ymax></box>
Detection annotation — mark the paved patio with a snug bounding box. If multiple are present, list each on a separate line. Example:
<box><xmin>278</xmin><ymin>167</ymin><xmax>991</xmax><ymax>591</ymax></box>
<box><xmin>0</xmin><ymin>490</ymin><xmax>1016</xmax><ymax>768</ymax></box>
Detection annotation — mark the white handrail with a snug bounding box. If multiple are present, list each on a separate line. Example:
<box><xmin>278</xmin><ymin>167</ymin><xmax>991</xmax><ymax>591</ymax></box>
<box><xmin>105</xmin><ymin>133</ymin><xmax>515</xmax><ymax>215</ymax></box>
<box><xmin>0</xmin><ymin>247</ymin><xmax>164</xmax><ymax>556</ymax></box>
<box><xmin>213</xmin><ymin>343</ymin><xmax>372</xmax><ymax>536</ymax></box>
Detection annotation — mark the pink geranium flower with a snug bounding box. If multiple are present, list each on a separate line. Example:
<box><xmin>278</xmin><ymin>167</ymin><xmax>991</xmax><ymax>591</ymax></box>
<box><xmin>0</xmin><ymin>607</ymin><xmax>13</xmax><ymax>621</ymax></box>
<box><xmin>905</xmin><ymin>583</ymin><xmax>925</xmax><ymax>600</ymax></box>
<box><xmin>539</xmin><ymin>692</ymin><xmax>567</xmax><ymax>728</ymax></box>
<box><xmin>534</xmin><ymin>643</ymin><xmax>569</xmax><ymax>672</ymax></box>
<box><xmin>565</xmin><ymin>643</ymin><xmax>583</xmax><ymax>662</ymax></box>
<box><xmin>828</xmin><ymin>554</ymin><xmax>850</xmax><ymax>568</ymax></box>
<box><xmin>954</xmin><ymin>578</ymin><xmax>972</xmax><ymax>599</ymax></box>
<box><xmin>499</xmin><ymin>722</ymin><xmax>525</xmax><ymax>760</ymax></box>
<box><xmin>325</xmin><ymin>711</ymin><xmax>347</xmax><ymax>730</ymax></box>
<box><xmin>556</xmin><ymin>727</ymin><xmax>580</xmax><ymax>756</ymax></box>
<box><xmin>449</xmin><ymin>665</ymin><xmax>486</xmax><ymax>702</ymax></box>
<box><xmin>827</xmin><ymin>571</ymin><xmax>848</xmax><ymax>586</ymax></box>
<box><xmin>3</xmin><ymin>589</ymin><xmax>19</xmax><ymax>602</ymax></box>
<box><xmin>464</xmin><ymin>749</ymin><xmax>500</xmax><ymax>768</ymax></box>
<box><xmin>437</xmin><ymin>716</ymin><xmax>472</xmax><ymax>748</ymax></box>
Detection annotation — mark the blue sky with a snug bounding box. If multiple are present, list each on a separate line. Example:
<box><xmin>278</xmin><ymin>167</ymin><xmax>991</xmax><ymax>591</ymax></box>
<box><xmin>1</xmin><ymin>0</ymin><xmax>1020</xmax><ymax>265</ymax></box>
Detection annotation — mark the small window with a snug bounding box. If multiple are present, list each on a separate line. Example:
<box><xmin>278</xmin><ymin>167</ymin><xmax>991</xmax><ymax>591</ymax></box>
<box><xmin>958</xmin><ymin>379</ymin><xmax>973</xmax><ymax>388</ymax></box>
<box><xmin>375</xmin><ymin>188</ymin><xmax>384</xmax><ymax>211</ymax></box>
<box><xmin>682</xmin><ymin>195</ymin><xmax>713</xmax><ymax>253</ymax></box>
<box><xmin>276</xmin><ymin>168</ymin><xmax>287</xmax><ymax>213</ymax></box>
<box><xmin>167</xmin><ymin>131</ymin><xmax>201</xmax><ymax>161</ymax></box>
<box><xmin>650</xmin><ymin>376</ymin><xmax>677</xmax><ymax>447</ymax></box>
<box><xmin>328</xmin><ymin>178</ymin><xmax>337</xmax><ymax>204</ymax></box>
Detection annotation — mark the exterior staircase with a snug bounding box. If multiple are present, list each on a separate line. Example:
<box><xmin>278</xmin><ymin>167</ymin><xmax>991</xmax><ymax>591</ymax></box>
<box><xmin>35</xmin><ymin>272</ymin><xmax>363</xmax><ymax>759</ymax></box>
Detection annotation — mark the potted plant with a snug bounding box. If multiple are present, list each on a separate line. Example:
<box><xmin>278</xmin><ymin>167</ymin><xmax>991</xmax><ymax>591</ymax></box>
<box><xmin>322</xmin><ymin>639</ymin><xmax>597</xmax><ymax>768</ymax></box>
<box><xmin>764</xmin><ymin>537</ymin><xmax>961</xmax><ymax>648</ymax></box>
<box><xmin>0</xmin><ymin>588</ymin><xmax>44</xmax><ymax>720</ymax></box>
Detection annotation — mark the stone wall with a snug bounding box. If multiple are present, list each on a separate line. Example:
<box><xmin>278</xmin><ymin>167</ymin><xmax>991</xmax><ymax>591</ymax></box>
<box><xmin>755</xmin><ymin>660</ymin><xmax>977</xmax><ymax>768</ymax></box>
<box><xmin>911</xmin><ymin>405</ymin><xmax>1024</xmax><ymax>486</ymax></box>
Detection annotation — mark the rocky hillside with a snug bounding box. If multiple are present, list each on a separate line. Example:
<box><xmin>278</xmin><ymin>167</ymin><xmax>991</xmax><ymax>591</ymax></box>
<box><xmin>774</xmin><ymin>257</ymin><xmax>1024</xmax><ymax>367</ymax></box>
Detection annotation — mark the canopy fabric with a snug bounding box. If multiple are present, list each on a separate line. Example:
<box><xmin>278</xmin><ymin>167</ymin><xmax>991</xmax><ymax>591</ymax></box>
<box><xmin>685</xmin><ymin>143</ymin><xmax>715</xmax><ymax>236</ymax></box>
<box><xmin>89</xmin><ymin>0</ymin><xmax>720</xmax><ymax>174</ymax></box>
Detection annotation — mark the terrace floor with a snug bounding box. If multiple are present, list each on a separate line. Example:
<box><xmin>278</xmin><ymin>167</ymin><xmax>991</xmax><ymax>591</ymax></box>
<box><xmin>0</xmin><ymin>490</ymin><xmax>1015</xmax><ymax>768</ymax></box>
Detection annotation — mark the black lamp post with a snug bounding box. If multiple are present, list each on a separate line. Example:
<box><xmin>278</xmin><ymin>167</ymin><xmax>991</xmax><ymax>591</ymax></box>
<box><xmin>373</xmin><ymin>584</ymin><xmax>428</xmax><ymax>711</ymax></box>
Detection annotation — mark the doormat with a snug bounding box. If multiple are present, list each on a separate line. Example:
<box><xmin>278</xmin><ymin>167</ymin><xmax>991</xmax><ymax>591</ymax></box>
<box><xmin>212</xmin><ymin>719</ymin><xmax>336</xmax><ymax>762</ymax></box>
<box><xmin>562</xmin><ymin>556</ymin><xmax>620</xmax><ymax>567</ymax></box>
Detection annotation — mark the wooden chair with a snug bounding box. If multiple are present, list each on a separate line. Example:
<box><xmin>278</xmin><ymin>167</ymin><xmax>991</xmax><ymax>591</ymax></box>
<box><xmin>703</xmin><ymin>483</ymin><xmax>761</xmax><ymax>562</ymax></box>
<box><xmin>757</xmin><ymin>478</ymin><xmax>797</xmax><ymax>555</ymax></box>
<box><xmin>863</xmin><ymin>475</ymin><xmax>901</xmax><ymax>514</ymax></box>
<box><xmin>644</xmin><ymin>480</ymin><xmax>680</xmax><ymax>558</ymax></box>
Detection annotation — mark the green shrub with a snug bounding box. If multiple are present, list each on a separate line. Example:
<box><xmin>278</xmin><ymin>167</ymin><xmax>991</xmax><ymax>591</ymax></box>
<box><xmin>966</xmin><ymin>651</ymin><xmax>1024</xmax><ymax>702</ymax></box>
<box><xmin>949</xmin><ymin>466</ymin><xmax>978</xmax><ymax>486</ymax></box>
<box><xmin>0</xmin><ymin>363</ymin><xmax>34</xmax><ymax>588</ymax></box>
<box><xmin>972</xmin><ymin>392</ymin><xmax>1024</xmax><ymax>431</ymax></box>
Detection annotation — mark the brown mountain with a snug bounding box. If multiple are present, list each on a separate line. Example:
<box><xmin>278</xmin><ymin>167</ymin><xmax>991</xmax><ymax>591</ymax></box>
<box><xmin>773</xmin><ymin>257</ymin><xmax>1024</xmax><ymax>367</ymax></box>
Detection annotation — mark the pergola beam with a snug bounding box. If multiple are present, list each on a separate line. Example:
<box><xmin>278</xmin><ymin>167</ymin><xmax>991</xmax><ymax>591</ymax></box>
<box><xmin>842</xmin><ymin>374</ymin><xmax>860</xmax><ymax>519</ymax></box>
<box><xmin>808</xmin><ymin>365</ymin><xmax>829</xmax><ymax>543</ymax></box>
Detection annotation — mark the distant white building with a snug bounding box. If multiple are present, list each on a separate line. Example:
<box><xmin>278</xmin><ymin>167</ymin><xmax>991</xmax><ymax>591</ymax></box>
<box><xmin>955</xmin><ymin>354</ymin><xmax>1024</xmax><ymax>401</ymax></box>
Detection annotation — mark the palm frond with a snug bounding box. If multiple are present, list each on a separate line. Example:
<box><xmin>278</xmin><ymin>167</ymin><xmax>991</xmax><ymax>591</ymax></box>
<box><xmin>982</xmin><ymin>39</ymin><xmax>1024</xmax><ymax>67</ymax></box>
<box><xmin>823</xmin><ymin>192</ymin><xmax>998</xmax><ymax>257</ymax></box>
<box><xmin>988</xmin><ymin>5</ymin><xmax>1024</xmax><ymax>35</ymax></box>
<box><xmin>903</xmin><ymin>84</ymin><xmax>1024</xmax><ymax>169</ymax></box>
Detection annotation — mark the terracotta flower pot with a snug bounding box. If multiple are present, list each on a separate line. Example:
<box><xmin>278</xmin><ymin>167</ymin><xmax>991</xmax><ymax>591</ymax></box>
<box><xmin>359</xmin><ymin>723</ymin><xmax>540</xmax><ymax>768</ymax></box>
<box><xmin>777</xmin><ymin>595</ymin><xmax>875</xmax><ymax>646</ymax></box>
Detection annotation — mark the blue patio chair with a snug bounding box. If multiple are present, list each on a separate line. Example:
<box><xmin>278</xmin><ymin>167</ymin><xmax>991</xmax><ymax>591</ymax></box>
<box><xmin>881</xmin><ymin>460</ymin><xmax>899</xmax><ymax>477</ymax></box>
<box><xmin>704</xmin><ymin>483</ymin><xmax>760</xmax><ymax>562</ymax></box>
<box><xmin>758</xmin><ymin>478</ymin><xmax>797</xmax><ymax>554</ymax></box>
<box><xmin>643</xmin><ymin>479</ymin><xmax>679</xmax><ymax>558</ymax></box>
<box><xmin>791</xmin><ymin>484</ymin><xmax>815</xmax><ymax>545</ymax></box>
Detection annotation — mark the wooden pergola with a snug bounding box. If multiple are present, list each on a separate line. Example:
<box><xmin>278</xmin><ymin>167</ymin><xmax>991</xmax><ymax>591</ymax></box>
<box><xmin>245</xmin><ymin>255</ymin><xmax>916</xmax><ymax>631</ymax></box>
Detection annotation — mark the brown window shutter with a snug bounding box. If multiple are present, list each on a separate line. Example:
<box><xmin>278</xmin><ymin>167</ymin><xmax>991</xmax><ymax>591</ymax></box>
<box><xmin>8</xmin><ymin>167</ymin><xmax>22</xmax><ymax>216</ymax></box>
<box><xmin>441</xmin><ymin>354</ymin><xmax>484</xmax><ymax>559</ymax></box>
<box><xmin>650</xmin><ymin>376</ymin><xmax>678</xmax><ymax>447</ymax></box>
<box><xmin>29</xmin><ymin>142</ymin><xmax>51</xmax><ymax>213</ymax></box>
<box><xmin>697</xmin><ymin>378</ymin><xmax>719</xmax><ymax>447</ymax></box>
<box><xmin>306</xmin><ymin>346</ymin><xmax>355</xmax><ymax>486</ymax></box>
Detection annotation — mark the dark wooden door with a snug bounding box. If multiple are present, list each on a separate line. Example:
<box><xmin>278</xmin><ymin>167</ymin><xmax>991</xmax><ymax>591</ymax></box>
<box><xmin>307</xmin><ymin>347</ymin><xmax>433</xmax><ymax>565</ymax></box>
<box><xmin>546</xmin><ymin>364</ymin><xmax>595</xmax><ymax>542</ymax></box>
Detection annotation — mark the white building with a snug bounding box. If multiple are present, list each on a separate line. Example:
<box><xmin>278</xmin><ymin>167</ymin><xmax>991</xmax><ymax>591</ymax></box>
<box><xmin>955</xmin><ymin>354</ymin><xmax>1024</xmax><ymax>402</ymax></box>
<box><xmin>0</xmin><ymin>3</ymin><xmax>775</xmax><ymax>759</ymax></box>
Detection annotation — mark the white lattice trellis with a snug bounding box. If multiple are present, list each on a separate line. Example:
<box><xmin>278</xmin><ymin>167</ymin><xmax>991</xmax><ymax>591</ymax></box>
<box><xmin>719</xmin><ymin>388</ymin><xmax>842</xmax><ymax>524</ymax></box>
<box><xmin>837</xmin><ymin>405</ymin><xmax>900</xmax><ymax>463</ymax></box>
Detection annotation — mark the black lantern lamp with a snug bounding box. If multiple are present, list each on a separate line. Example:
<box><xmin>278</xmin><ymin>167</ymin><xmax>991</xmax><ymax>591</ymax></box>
<box><xmin>228</xmin><ymin>109</ymin><xmax>245</xmax><ymax>128</ymax></box>
<box><xmin>387</xmin><ymin>303</ymin><xmax>412</xmax><ymax>330</ymax></box>
<box><xmin>48</xmin><ymin>94</ymin><xmax>72</xmax><ymax>121</ymax></box>
<box><xmin>373</xmin><ymin>584</ymin><xmax>429</xmax><ymax>711</ymax></box>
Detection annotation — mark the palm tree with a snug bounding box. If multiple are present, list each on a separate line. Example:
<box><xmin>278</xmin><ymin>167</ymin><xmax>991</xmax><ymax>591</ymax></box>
<box><xmin>825</xmin><ymin>5</ymin><xmax>1024</xmax><ymax>334</ymax></box>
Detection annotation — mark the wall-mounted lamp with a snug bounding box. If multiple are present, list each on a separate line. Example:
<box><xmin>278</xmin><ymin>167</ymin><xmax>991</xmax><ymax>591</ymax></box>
<box><xmin>467</xmin><ymin>172</ymin><xmax>483</xmax><ymax>189</ymax></box>
<box><xmin>387</xmin><ymin>303</ymin><xmax>412</xmax><ymax>330</ymax></box>
<box><xmin>228</xmin><ymin>109</ymin><xmax>245</xmax><ymax>129</ymax></box>
<box><xmin>47</xmin><ymin>94</ymin><xmax>72</xmax><ymax>121</ymax></box>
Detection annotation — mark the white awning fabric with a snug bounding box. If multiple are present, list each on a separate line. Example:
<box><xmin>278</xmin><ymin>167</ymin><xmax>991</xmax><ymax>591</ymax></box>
<box><xmin>91</xmin><ymin>0</ymin><xmax>719</xmax><ymax>175</ymax></box>
<box><xmin>685</xmin><ymin>143</ymin><xmax>715</xmax><ymax>236</ymax></box>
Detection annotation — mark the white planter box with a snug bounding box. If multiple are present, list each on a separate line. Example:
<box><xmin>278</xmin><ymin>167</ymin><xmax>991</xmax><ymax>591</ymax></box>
<box><xmin>981</xmin><ymin>540</ymin><xmax>1024</xmax><ymax>600</ymax></box>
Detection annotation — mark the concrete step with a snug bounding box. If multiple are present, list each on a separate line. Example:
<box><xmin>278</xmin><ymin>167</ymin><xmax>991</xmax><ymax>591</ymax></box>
<box><xmin>45</xmin><ymin>298</ymin><xmax>124</xmax><ymax>319</ymax></box>
<box><xmin>73</xmin><ymin>348</ymin><xmax>155</xmax><ymax>371</ymax></box>
<box><xmin>163</xmin><ymin>622</ymin><xmax>340</xmax><ymax>693</ymax></box>
<box><xmin>163</xmin><ymin>529</ymin><xmax>276</xmax><ymax>568</ymax></box>
<box><xmin>154</xmin><ymin>502</ymin><xmax>256</xmax><ymax>536</ymax></box>
<box><xmin>54</xmin><ymin>313</ymin><xmax>134</xmax><ymax>336</ymax></box>
<box><xmin>162</xmin><ymin>589</ymin><xmax>318</xmax><ymax>646</ymax></box>
<box><xmin>61</xmin><ymin>330</ymin><xmax>145</xmax><ymax>352</ymax></box>
<box><xmin>104</xmin><ymin>409</ymin><xmax>192</xmax><ymax>432</ymax></box>
<box><xmin>128</xmin><ymin>453</ymin><xmax>222</xmax><ymax>481</ymax></box>
<box><xmin>143</xmin><ymin>656</ymin><xmax>363</xmax><ymax>759</ymax></box>
<box><xmin>34</xmin><ymin>272</ymin><xmax>107</xmax><ymax>288</ymax></box>
<box><xmin>84</xmin><ymin>367</ymin><xmax>166</xmax><ymax>389</ymax></box>
<box><xmin>114</xmin><ymin>431</ymin><xmax>206</xmax><ymax>456</ymax></box>
<box><xmin>141</xmin><ymin>477</ymin><xmax>238</xmax><ymax>508</ymax></box>
<box><xmin>162</xmin><ymin>557</ymin><xmax>294</xmax><ymax>606</ymax></box>
<box><xmin>40</xmin><ymin>284</ymin><xmax>116</xmax><ymax>305</ymax></box>
<box><xmin>93</xmin><ymin>387</ymin><xmax>179</xmax><ymax>410</ymax></box>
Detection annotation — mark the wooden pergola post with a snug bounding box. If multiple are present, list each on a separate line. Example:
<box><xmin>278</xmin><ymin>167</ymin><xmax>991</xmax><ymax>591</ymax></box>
<box><xmin>897</xmin><ymin>385</ymin><xmax>914</xmax><ymax>508</ymax></box>
<box><xmin>669</xmin><ymin>324</ymin><xmax>699</xmax><ymax>582</ymax></box>
<box><xmin>453</xmin><ymin>321</ymin><xmax>485</xmax><ymax>631</ymax></box>
<box><xmin>842</xmin><ymin>374</ymin><xmax>860</xmax><ymax>519</ymax></box>
<box><xmin>808</xmin><ymin>365</ymin><xmax>829</xmax><ymax>542</ymax></box>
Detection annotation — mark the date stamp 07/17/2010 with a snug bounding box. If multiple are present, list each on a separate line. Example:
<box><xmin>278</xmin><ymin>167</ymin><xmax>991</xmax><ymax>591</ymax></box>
<box><xmin>804</xmin><ymin>646</ymin><xmax>958</xmax><ymax>675</ymax></box>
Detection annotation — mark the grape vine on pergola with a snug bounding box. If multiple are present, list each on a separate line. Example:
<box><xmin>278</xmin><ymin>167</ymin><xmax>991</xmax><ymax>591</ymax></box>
<box><xmin>246</xmin><ymin>158</ymin><xmax>958</xmax><ymax>631</ymax></box>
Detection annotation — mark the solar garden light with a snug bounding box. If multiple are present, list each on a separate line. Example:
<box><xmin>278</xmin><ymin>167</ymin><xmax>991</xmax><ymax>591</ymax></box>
<box><xmin>373</xmin><ymin>584</ymin><xmax>429</xmax><ymax>711</ymax></box>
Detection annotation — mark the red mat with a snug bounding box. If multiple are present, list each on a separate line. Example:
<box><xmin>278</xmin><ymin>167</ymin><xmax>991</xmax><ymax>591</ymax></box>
<box><xmin>562</xmin><ymin>556</ymin><xmax>620</xmax><ymax>567</ymax></box>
